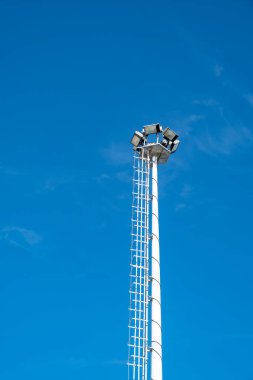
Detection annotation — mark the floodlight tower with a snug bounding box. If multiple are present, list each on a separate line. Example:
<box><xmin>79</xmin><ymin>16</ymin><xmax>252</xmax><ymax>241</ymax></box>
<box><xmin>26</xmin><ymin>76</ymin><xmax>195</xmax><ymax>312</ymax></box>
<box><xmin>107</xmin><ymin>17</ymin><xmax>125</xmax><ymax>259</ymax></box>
<box><xmin>128</xmin><ymin>124</ymin><xmax>180</xmax><ymax>380</ymax></box>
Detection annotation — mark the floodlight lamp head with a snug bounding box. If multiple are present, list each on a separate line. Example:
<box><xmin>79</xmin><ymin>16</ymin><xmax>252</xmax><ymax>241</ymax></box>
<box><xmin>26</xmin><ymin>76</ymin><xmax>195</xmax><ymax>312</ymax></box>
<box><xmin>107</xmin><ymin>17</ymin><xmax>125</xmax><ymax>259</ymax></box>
<box><xmin>130</xmin><ymin>131</ymin><xmax>144</xmax><ymax>147</ymax></box>
<box><xmin>161</xmin><ymin>138</ymin><xmax>169</xmax><ymax>148</ymax></box>
<box><xmin>169</xmin><ymin>139</ymin><xmax>180</xmax><ymax>154</ymax></box>
<box><xmin>143</xmin><ymin>123</ymin><xmax>162</xmax><ymax>136</ymax></box>
<box><xmin>163</xmin><ymin>127</ymin><xmax>178</xmax><ymax>142</ymax></box>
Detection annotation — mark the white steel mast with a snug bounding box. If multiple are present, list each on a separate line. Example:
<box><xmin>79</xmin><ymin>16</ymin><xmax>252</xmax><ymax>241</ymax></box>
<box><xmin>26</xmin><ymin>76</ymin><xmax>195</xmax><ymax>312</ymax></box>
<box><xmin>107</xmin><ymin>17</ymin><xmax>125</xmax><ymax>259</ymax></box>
<box><xmin>151</xmin><ymin>157</ymin><xmax>162</xmax><ymax>380</ymax></box>
<box><xmin>128</xmin><ymin>124</ymin><xmax>180</xmax><ymax>380</ymax></box>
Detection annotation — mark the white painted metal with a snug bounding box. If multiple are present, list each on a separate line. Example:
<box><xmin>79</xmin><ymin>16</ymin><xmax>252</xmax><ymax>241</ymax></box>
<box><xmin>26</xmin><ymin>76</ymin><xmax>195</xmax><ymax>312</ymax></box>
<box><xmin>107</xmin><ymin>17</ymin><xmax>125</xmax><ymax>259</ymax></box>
<box><xmin>151</xmin><ymin>157</ymin><xmax>162</xmax><ymax>380</ymax></box>
<box><xmin>128</xmin><ymin>150</ymin><xmax>150</xmax><ymax>380</ymax></box>
<box><xmin>129</xmin><ymin>126</ymin><xmax>180</xmax><ymax>380</ymax></box>
<box><xmin>128</xmin><ymin>149</ymin><xmax>163</xmax><ymax>380</ymax></box>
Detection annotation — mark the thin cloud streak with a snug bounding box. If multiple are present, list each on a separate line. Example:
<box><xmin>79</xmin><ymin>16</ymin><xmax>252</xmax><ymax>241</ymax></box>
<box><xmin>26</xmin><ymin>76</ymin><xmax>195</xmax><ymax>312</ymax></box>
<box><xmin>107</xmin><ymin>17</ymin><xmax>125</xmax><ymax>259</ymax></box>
<box><xmin>0</xmin><ymin>226</ymin><xmax>42</xmax><ymax>247</ymax></box>
<box><xmin>245</xmin><ymin>93</ymin><xmax>253</xmax><ymax>107</ymax></box>
<box><xmin>194</xmin><ymin>125</ymin><xmax>253</xmax><ymax>156</ymax></box>
<box><xmin>101</xmin><ymin>142</ymin><xmax>132</xmax><ymax>165</ymax></box>
<box><xmin>39</xmin><ymin>176</ymin><xmax>75</xmax><ymax>192</ymax></box>
<box><xmin>214</xmin><ymin>64</ymin><xmax>223</xmax><ymax>77</ymax></box>
<box><xmin>170</xmin><ymin>114</ymin><xmax>204</xmax><ymax>138</ymax></box>
<box><xmin>193</xmin><ymin>98</ymin><xmax>220</xmax><ymax>107</ymax></box>
<box><xmin>180</xmin><ymin>184</ymin><xmax>193</xmax><ymax>199</ymax></box>
<box><xmin>0</xmin><ymin>162</ymin><xmax>21</xmax><ymax>176</ymax></box>
<box><xmin>66</xmin><ymin>356</ymin><xmax>126</xmax><ymax>368</ymax></box>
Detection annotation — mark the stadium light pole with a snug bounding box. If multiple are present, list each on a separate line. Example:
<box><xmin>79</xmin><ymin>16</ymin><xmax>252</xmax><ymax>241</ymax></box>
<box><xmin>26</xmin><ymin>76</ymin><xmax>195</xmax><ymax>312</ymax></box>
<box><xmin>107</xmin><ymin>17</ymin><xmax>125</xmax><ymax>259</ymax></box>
<box><xmin>128</xmin><ymin>124</ymin><xmax>180</xmax><ymax>380</ymax></box>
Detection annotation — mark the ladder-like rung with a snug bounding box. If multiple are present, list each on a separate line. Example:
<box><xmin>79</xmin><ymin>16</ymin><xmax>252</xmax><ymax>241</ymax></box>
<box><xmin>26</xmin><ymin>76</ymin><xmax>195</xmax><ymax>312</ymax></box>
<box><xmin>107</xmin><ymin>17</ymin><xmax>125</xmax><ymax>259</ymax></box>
<box><xmin>131</xmin><ymin>236</ymin><xmax>145</xmax><ymax>240</ymax></box>
<box><xmin>132</xmin><ymin>206</ymin><xmax>148</xmax><ymax>211</ymax></box>
<box><xmin>133</xmin><ymin>172</ymin><xmax>148</xmax><ymax>176</ymax></box>
<box><xmin>130</xmin><ymin>284</ymin><xmax>146</xmax><ymax>289</ymax></box>
<box><xmin>131</xmin><ymin>336</ymin><xmax>147</xmax><ymax>340</ymax></box>
<box><xmin>133</xmin><ymin>171</ymin><xmax>149</xmax><ymax>175</ymax></box>
<box><xmin>127</xmin><ymin>363</ymin><xmax>143</xmax><ymax>367</ymax></box>
<box><xmin>133</xmin><ymin>222</ymin><xmax>148</xmax><ymax>226</ymax></box>
<box><xmin>132</xmin><ymin>194</ymin><xmax>149</xmax><ymax>198</ymax></box>
<box><xmin>132</xmin><ymin>202</ymin><xmax>148</xmax><ymax>207</ymax></box>
<box><xmin>130</xmin><ymin>262</ymin><xmax>146</xmax><ymax>268</ymax></box>
<box><xmin>129</xmin><ymin>278</ymin><xmax>145</xmax><ymax>283</ymax></box>
<box><xmin>129</xmin><ymin>273</ymin><xmax>145</xmax><ymax>278</ymax></box>
<box><xmin>129</xmin><ymin>281</ymin><xmax>145</xmax><ymax>287</ymax></box>
<box><xmin>128</xmin><ymin>309</ymin><xmax>145</xmax><ymax>314</ymax></box>
<box><xmin>128</xmin><ymin>325</ymin><xmax>144</xmax><ymax>330</ymax></box>
<box><xmin>131</xmin><ymin>317</ymin><xmax>145</xmax><ymax>321</ymax></box>
<box><xmin>133</xmin><ymin>225</ymin><xmax>148</xmax><ymax>230</ymax></box>
<box><xmin>131</xmin><ymin>219</ymin><xmax>147</xmax><ymax>224</ymax></box>
<box><xmin>134</xmin><ymin>169</ymin><xmax>148</xmax><ymax>174</ymax></box>
<box><xmin>128</xmin><ymin>344</ymin><xmax>145</xmax><ymax>349</ymax></box>
<box><xmin>129</xmin><ymin>290</ymin><xmax>148</xmax><ymax>295</ymax></box>
<box><xmin>133</xmin><ymin>183</ymin><xmax>149</xmax><ymax>187</ymax></box>
<box><xmin>132</xmin><ymin>299</ymin><xmax>148</xmax><ymax>304</ymax></box>
<box><xmin>129</xmin><ymin>255</ymin><xmax>147</xmax><ymax>260</ymax></box>
<box><xmin>130</xmin><ymin>264</ymin><xmax>148</xmax><ymax>270</ymax></box>
<box><xmin>130</xmin><ymin>274</ymin><xmax>145</xmax><ymax>286</ymax></box>
<box><xmin>131</xmin><ymin>259</ymin><xmax>147</xmax><ymax>264</ymax></box>
<box><xmin>132</xmin><ymin>196</ymin><xmax>149</xmax><ymax>201</ymax></box>
<box><xmin>128</xmin><ymin>355</ymin><xmax>146</xmax><ymax>360</ymax></box>
<box><xmin>131</xmin><ymin>259</ymin><xmax>148</xmax><ymax>264</ymax></box>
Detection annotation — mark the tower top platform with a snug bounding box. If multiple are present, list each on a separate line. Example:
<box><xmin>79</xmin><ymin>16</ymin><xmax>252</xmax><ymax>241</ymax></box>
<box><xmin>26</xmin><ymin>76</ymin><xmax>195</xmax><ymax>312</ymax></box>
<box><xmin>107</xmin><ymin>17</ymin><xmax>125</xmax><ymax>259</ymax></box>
<box><xmin>137</xmin><ymin>143</ymin><xmax>170</xmax><ymax>164</ymax></box>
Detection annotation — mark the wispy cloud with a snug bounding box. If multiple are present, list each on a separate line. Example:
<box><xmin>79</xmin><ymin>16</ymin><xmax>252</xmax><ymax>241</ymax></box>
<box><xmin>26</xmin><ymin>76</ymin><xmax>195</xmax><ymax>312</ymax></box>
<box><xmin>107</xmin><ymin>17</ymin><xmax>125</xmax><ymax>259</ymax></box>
<box><xmin>214</xmin><ymin>64</ymin><xmax>223</xmax><ymax>77</ymax></box>
<box><xmin>66</xmin><ymin>356</ymin><xmax>126</xmax><ymax>369</ymax></box>
<box><xmin>193</xmin><ymin>98</ymin><xmax>220</xmax><ymax>107</ymax></box>
<box><xmin>101</xmin><ymin>142</ymin><xmax>132</xmax><ymax>165</ymax></box>
<box><xmin>171</xmin><ymin>114</ymin><xmax>204</xmax><ymax>137</ymax></box>
<box><xmin>180</xmin><ymin>184</ymin><xmax>193</xmax><ymax>199</ymax></box>
<box><xmin>175</xmin><ymin>184</ymin><xmax>194</xmax><ymax>212</ymax></box>
<box><xmin>175</xmin><ymin>203</ymin><xmax>187</xmax><ymax>212</ymax></box>
<box><xmin>66</xmin><ymin>357</ymin><xmax>91</xmax><ymax>368</ymax></box>
<box><xmin>0</xmin><ymin>226</ymin><xmax>42</xmax><ymax>248</ymax></box>
<box><xmin>115</xmin><ymin>170</ymin><xmax>132</xmax><ymax>183</ymax></box>
<box><xmin>0</xmin><ymin>162</ymin><xmax>21</xmax><ymax>176</ymax></box>
<box><xmin>103</xmin><ymin>359</ymin><xmax>126</xmax><ymax>366</ymax></box>
<box><xmin>195</xmin><ymin>125</ymin><xmax>253</xmax><ymax>156</ymax></box>
<box><xmin>244</xmin><ymin>93</ymin><xmax>253</xmax><ymax>107</ymax></box>
<box><xmin>39</xmin><ymin>176</ymin><xmax>74</xmax><ymax>192</ymax></box>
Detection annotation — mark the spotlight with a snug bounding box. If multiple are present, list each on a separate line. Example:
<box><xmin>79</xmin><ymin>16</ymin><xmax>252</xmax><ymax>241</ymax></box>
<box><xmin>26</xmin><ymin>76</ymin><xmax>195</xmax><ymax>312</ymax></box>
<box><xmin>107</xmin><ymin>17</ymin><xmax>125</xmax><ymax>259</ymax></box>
<box><xmin>130</xmin><ymin>131</ymin><xmax>144</xmax><ymax>147</ymax></box>
<box><xmin>169</xmin><ymin>139</ymin><xmax>180</xmax><ymax>153</ymax></box>
<box><xmin>163</xmin><ymin>127</ymin><xmax>178</xmax><ymax>142</ymax></box>
<box><xmin>143</xmin><ymin>123</ymin><xmax>162</xmax><ymax>135</ymax></box>
<box><xmin>161</xmin><ymin>138</ymin><xmax>169</xmax><ymax>147</ymax></box>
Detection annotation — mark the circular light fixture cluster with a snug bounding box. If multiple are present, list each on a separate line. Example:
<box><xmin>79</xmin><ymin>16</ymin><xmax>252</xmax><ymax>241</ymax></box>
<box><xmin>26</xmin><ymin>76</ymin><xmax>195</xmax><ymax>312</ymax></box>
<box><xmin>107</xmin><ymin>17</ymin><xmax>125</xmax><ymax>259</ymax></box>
<box><xmin>130</xmin><ymin>123</ymin><xmax>180</xmax><ymax>154</ymax></box>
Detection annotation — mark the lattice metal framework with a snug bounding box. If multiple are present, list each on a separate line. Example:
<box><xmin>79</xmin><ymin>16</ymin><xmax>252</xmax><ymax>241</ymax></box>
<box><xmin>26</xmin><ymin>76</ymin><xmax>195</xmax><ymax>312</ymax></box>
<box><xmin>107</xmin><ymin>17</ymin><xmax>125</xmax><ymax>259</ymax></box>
<box><xmin>128</xmin><ymin>149</ymin><xmax>150</xmax><ymax>380</ymax></box>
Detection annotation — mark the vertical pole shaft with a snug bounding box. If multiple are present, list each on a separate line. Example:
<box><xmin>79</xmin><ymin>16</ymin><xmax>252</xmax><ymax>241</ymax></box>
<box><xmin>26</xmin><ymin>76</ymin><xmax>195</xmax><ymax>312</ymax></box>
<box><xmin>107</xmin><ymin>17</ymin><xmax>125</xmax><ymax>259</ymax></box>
<box><xmin>151</xmin><ymin>157</ymin><xmax>162</xmax><ymax>380</ymax></box>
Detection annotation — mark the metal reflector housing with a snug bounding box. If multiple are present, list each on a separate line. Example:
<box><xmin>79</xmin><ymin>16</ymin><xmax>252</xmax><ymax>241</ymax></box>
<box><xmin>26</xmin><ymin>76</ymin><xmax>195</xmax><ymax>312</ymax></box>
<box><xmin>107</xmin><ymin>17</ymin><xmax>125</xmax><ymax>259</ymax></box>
<box><xmin>161</xmin><ymin>138</ymin><xmax>169</xmax><ymax>147</ymax></box>
<box><xmin>169</xmin><ymin>139</ymin><xmax>180</xmax><ymax>153</ymax></box>
<box><xmin>131</xmin><ymin>131</ymin><xmax>144</xmax><ymax>147</ymax></box>
<box><xmin>163</xmin><ymin>127</ymin><xmax>178</xmax><ymax>142</ymax></box>
<box><xmin>143</xmin><ymin>123</ymin><xmax>162</xmax><ymax>135</ymax></box>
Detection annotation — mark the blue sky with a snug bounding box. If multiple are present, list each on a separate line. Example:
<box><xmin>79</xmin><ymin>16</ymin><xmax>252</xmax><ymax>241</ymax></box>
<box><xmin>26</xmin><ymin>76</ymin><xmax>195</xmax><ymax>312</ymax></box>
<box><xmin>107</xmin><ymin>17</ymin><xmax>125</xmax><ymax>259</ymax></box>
<box><xmin>0</xmin><ymin>0</ymin><xmax>253</xmax><ymax>379</ymax></box>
